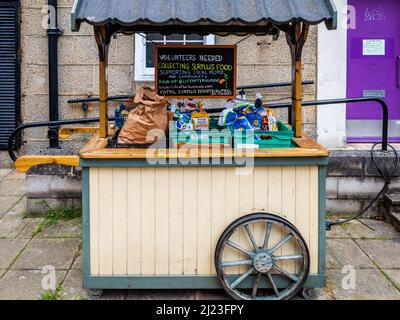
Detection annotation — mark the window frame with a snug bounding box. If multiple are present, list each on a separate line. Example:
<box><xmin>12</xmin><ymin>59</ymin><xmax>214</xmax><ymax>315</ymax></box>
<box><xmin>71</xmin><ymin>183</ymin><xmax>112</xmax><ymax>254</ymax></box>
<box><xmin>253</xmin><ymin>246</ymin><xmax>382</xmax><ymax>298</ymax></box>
<box><xmin>134</xmin><ymin>33</ymin><xmax>216</xmax><ymax>82</ymax></box>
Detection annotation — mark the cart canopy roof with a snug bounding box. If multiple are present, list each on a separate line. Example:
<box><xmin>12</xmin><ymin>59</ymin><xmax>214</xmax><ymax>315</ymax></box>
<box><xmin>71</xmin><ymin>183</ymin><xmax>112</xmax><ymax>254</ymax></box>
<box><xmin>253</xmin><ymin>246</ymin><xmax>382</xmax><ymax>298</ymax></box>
<box><xmin>71</xmin><ymin>0</ymin><xmax>337</xmax><ymax>35</ymax></box>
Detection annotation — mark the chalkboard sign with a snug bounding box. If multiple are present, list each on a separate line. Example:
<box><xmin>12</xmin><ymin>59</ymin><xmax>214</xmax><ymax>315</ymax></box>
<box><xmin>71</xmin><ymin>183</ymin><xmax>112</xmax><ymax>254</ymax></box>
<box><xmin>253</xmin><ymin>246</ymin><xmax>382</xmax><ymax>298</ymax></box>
<box><xmin>155</xmin><ymin>45</ymin><xmax>237</xmax><ymax>99</ymax></box>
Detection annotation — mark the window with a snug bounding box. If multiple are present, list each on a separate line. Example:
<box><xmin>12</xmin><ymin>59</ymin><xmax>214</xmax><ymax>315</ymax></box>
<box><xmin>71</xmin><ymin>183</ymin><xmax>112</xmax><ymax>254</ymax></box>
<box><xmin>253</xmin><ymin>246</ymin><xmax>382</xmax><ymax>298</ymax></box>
<box><xmin>134</xmin><ymin>33</ymin><xmax>215</xmax><ymax>81</ymax></box>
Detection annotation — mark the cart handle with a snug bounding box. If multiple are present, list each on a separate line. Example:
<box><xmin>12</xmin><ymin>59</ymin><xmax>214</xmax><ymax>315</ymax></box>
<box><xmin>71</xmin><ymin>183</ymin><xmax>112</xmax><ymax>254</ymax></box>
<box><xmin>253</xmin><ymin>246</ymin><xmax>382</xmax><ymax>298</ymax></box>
<box><xmin>15</xmin><ymin>155</ymin><xmax>80</xmax><ymax>173</ymax></box>
<box><xmin>8</xmin><ymin>117</ymin><xmax>115</xmax><ymax>162</ymax></box>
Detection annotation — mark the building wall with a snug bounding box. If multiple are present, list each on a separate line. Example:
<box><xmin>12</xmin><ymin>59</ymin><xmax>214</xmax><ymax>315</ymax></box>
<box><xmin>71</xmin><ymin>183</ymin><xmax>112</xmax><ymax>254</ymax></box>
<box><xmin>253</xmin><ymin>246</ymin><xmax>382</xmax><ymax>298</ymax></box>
<box><xmin>20</xmin><ymin>0</ymin><xmax>319</xmax><ymax>157</ymax></box>
<box><xmin>21</xmin><ymin>0</ymin><xmax>134</xmax><ymax>155</ymax></box>
<box><xmin>317</xmin><ymin>0</ymin><xmax>348</xmax><ymax>148</ymax></box>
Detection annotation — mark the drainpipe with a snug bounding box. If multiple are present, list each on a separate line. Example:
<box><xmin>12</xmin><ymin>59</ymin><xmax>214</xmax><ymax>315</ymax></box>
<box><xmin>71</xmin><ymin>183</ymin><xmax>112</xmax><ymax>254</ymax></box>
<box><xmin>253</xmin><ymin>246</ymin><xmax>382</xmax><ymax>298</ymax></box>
<box><xmin>47</xmin><ymin>0</ymin><xmax>62</xmax><ymax>148</ymax></box>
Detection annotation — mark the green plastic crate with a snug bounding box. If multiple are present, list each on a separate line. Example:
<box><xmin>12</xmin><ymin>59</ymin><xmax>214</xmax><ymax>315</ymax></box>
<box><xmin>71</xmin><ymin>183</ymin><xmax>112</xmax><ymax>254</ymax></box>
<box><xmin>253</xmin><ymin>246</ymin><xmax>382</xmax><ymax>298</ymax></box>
<box><xmin>169</xmin><ymin>117</ymin><xmax>232</xmax><ymax>147</ymax></box>
<box><xmin>233</xmin><ymin>121</ymin><xmax>294</xmax><ymax>149</ymax></box>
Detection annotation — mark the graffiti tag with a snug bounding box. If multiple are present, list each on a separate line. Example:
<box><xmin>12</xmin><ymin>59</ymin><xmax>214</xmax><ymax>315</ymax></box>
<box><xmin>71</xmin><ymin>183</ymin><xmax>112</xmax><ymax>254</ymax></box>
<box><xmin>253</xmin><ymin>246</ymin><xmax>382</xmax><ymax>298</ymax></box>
<box><xmin>364</xmin><ymin>6</ymin><xmax>386</xmax><ymax>22</ymax></box>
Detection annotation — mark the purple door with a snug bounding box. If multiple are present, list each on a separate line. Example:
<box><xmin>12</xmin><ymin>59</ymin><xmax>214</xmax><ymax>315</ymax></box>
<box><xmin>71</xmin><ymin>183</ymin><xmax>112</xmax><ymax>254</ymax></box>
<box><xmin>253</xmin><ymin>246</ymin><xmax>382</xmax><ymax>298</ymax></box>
<box><xmin>347</xmin><ymin>0</ymin><xmax>400</xmax><ymax>142</ymax></box>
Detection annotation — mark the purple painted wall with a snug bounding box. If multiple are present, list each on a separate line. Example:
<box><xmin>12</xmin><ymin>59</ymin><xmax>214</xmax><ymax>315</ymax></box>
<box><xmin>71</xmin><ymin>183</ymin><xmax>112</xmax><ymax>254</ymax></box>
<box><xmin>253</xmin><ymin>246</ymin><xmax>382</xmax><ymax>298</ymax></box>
<box><xmin>347</xmin><ymin>0</ymin><xmax>400</xmax><ymax>121</ymax></box>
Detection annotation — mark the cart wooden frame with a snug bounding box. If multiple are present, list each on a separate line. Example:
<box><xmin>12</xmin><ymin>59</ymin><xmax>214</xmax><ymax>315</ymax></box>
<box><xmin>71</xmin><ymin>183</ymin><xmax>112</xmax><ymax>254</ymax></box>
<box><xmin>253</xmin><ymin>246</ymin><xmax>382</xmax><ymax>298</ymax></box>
<box><xmin>15</xmin><ymin>0</ymin><xmax>338</xmax><ymax>300</ymax></box>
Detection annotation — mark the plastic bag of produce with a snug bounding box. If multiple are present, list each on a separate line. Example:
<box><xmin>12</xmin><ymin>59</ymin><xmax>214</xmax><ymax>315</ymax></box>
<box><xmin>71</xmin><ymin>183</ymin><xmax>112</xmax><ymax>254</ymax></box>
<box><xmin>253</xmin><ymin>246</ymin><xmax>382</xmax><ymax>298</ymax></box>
<box><xmin>118</xmin><ymin>87</ymin><xmax>170</xmax><ymax>145</ymax></box>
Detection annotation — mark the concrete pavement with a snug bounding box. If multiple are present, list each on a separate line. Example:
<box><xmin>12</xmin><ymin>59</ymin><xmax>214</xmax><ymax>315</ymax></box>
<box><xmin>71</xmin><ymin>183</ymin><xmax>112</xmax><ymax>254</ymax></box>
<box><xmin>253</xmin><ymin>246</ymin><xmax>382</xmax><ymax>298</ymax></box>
<box><xmin>0</xmin><ymin>169</ymin><xmax>399</xmax><ymax>300</ymax></box>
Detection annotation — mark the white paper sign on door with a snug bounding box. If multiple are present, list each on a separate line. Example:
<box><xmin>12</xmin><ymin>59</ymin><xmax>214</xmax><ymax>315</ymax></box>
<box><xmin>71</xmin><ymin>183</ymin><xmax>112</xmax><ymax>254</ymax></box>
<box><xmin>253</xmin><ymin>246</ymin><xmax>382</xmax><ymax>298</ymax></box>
<box><xmin>363</xmin><ymin>39</ymin><xmax>385</xmax><ymax>56</ymax></box>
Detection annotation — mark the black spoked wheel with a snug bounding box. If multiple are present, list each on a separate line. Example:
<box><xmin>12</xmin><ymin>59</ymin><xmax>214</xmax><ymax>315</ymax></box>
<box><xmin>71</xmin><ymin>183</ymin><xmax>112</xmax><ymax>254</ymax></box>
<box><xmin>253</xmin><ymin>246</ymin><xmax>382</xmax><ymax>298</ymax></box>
<box><xmin>215</xmin><ymin>213</ymin><xmax>310</xmax><ymax>300</ymax></box>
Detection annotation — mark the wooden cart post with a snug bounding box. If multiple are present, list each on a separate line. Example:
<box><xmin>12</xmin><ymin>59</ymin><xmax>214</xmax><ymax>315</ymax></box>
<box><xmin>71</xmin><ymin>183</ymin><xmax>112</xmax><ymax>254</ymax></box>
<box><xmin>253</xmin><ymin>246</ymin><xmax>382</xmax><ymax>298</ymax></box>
<box><xmin>286</xmin><ymin>22</ymin><xmax>310</xmax><ymax>138</ymax></box>
<box><xmin>94</xmin><ymin>26</ymin><xmax>112</xmax><ymax>138</ymax></box>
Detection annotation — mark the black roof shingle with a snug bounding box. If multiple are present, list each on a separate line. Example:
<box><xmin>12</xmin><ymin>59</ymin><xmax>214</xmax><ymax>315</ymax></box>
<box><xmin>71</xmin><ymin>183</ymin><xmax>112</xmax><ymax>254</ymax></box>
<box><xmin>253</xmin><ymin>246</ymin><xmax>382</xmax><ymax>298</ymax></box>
<box><xmin>71</xmin><ymin>0</ymin><xmax>337</xmax><ymax>35</ymax></box>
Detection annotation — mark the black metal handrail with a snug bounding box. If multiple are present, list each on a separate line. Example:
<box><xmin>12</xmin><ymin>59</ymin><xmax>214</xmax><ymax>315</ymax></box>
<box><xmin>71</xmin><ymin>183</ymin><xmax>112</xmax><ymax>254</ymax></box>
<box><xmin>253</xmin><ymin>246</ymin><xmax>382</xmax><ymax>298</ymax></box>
<box><xmin>66</xmin><ymin>81</ymin><xmax>315</xmax><ymax>104</ymax></box>
<box><xmin>206</xmin><ymin>97</ymin><xmax>389</xmax><ymax>151</ymax></box>
<box><xmin>7</xmin><ymin>117</ymin><xmax>115</xmax><ymax>162</ymax></box>
<box><xmin>271</xmin><ymin>97</ymin><xmax>389</xmax><ymax>151</ymax></box>
<box><xmin>7</xmin><ymin>96</ymin><xmax>389</xmax><ymax>162</ymax></box>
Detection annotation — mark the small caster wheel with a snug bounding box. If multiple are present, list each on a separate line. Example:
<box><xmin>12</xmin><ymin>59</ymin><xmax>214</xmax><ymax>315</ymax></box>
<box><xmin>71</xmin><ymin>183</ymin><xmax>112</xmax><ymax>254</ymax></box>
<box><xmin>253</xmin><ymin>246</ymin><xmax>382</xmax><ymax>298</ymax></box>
<box><xmin>88</xmin><ymin>289</ymin><xmax>103</xmax><ymax>300</ymax></box>
<box><xmin>300</xmin><ymin>288</ymin><xmax>313</xmax><ymax>300</ymax></box>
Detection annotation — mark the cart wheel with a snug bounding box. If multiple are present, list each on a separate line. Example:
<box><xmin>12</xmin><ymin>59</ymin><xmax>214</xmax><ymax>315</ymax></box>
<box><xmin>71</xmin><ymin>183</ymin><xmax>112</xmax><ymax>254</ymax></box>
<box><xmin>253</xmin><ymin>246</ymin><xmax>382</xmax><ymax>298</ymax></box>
<box><xmin>300</xmin><ymin>288</ymin><xmax>313</xmax><ymax>300</ymax></box>
<box><xmin>215</xmin><ymin>213</ymin><xmax>310</xmax><ymax>300</ymax></box>
<box><xmin>88</xmin><ymin>289</ymin><xmax>103</xmax><ymax>300</ymax></box>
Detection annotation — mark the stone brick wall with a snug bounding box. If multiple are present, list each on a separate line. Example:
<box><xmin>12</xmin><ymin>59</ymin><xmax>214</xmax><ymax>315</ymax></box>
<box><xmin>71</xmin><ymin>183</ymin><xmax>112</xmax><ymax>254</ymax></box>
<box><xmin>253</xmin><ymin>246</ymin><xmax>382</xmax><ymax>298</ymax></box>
<box><xmin>21</xmin><ymin>0</ymin><xmax>134</xmax><ymax>155</ymax></box>
<box><xmin>20</xmin><ymin>0</ymin><xmax>318</xmax><ymax>156</ymax></box>
<box><xmin>326</xmin><ymin>150</ymin><xmax>400</xmax><ymax>218</ymax></box>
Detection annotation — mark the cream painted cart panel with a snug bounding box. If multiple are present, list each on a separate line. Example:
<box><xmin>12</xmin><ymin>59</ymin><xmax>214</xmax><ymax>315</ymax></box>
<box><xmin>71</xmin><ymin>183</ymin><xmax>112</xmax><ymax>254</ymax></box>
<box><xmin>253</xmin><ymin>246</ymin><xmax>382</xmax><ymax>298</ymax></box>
<box><xmin>88</xmin><ymin>166</ymin><xmax>320</xmax><ymax>276</ymax></box>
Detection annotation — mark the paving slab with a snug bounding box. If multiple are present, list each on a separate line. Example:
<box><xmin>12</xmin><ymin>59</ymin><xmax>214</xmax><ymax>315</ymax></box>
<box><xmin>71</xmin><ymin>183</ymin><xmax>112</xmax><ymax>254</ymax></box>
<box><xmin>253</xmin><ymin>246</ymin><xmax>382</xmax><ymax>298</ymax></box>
<box><xmin>0</xmin><ymin>239</ymin><xmax>29</xmax><ymax>269</ymax></box>
<box><xmin>344</xmin><ymin>219</ymin><xmax>400</xmax><ymax>239</ymax></box>
<box><xmin>296</xmin><ymin>288</ymin><xmax>334</xmax><ymax>301</ymax></box>
<box><xmin>0</xmin><ymin>269</ymin><xmax>6</xmax><ymax>278</ymax></box>
<box><xmin>383</xmin><ymin>270</ymin><xmax>400</xmax><ymax>290</ymax></box>
<box><xmin>0</xmin><ymin>199</ymin><xmax>29</xmax><ymax>239</ymax></box>
<box><xmin>4</xmin><ymin>197</ymin><xmax>26</xmax><ymax>217</ymax></box>
<box><xmin>0</xmin><ymin>269</ymin><xmax>66</xmax><ymax>300</ymax></box>
<box><xmin>16</xmin><ymin>218</ymin><xmax>44</xmax><ymax>239</ymax></box>
<box><xmin>0</xmin><ymin>169</ymin><xmax>12</xmax><ymax>182</ymax></box>
<box><xmin>71</xmin><ymin>252</ymin><xmax>82</xmax><ymax>270</ymax></box>
<box><xmin>0</xmin><ymin>196</ymin><xmax>22</xmax><ymax>216</ymax></box>
<box><xmin>326</xmin><ymin>243</ymin><xmax>342</xmax><ymax>269</ymax></box>
<box><xmin>356</xmin><ymin>239</ymin><xmax>400</xmax><ymax>269</ymax></box>
<box><xmin>326</xmin><ymin>225</ymin><xmax>350</xmax><ymax>239</ymax></box>
<box><xmin>327</xmin><ymin>239</ymin><xmax>375</xmax><ymax>269</ymax></box>
<box><xmin>0</xmin><ymin>180</ymin><xmax>26</xmax><ymax>196</ymax></box>
<box><xmin>61</xmin><ymin>270</ymin><xmax>88</xmax><ymax>300</ymax></box>
<box><xmin>0</xmin><ymin>216</ymin><xmax>31</xmax><ymax>239</ymax></box>
<box><xmin>307</xmin><ymin>288</ymin><xmax>332</xmax><ymax>300</ymax></box>
<box><xmin>13</xmin><ymin>238</ymin><xmax>80</xmax><ymax>270</ymax></box>
<box><xmin>328</xmin><ymin>268</ymin><xmax>400</xmax><ymax>300</ymax></box>
<box><xmin>98</xmin><ymin>290</ymin><xmax>126</xmax><ymax>300</ymax></box>
<box><xmin>38</xmin><ymin>219</ymin><xmax>82</xmax><ymax>238</ymax></box>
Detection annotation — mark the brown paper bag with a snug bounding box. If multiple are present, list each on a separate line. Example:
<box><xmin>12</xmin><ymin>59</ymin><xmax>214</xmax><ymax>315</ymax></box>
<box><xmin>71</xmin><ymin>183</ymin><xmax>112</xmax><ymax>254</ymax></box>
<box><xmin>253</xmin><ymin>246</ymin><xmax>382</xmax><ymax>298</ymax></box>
<box><xmin>118</xmin><ymin>87</ymin><xmax>169</xmax><ymax>145</ymax></box>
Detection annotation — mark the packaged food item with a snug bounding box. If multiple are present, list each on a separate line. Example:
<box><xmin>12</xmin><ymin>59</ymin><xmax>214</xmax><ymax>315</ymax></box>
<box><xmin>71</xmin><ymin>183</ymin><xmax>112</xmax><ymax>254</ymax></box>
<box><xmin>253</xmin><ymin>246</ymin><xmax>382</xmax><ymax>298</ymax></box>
<box><xmin>232</xmin><ymin>116</ymin><xmax>253</xmax><ymax>131</ymax></box>
<box><xmin>219</xmin><ymin>109</ymin><xmax>237</xmax><ymax>126</ymax></box>
<box><xmin>114</xmin><ymin>103</ymin><xmax>129</xmax><ymax>129</ymax></box>
<box><xmin>233</xmin><ymin>104</ymin><xmax>250</xmax><ymax>115</ymax></box>
<box><xmin>261</xmin><ymin>116</ymin><xmax>269</xmax><ymax>131</ymax></box>
<box><xmin>176</xmin><ymin>112</ymin><xmax>193</xmax><ymax>131</ymax></box>
<box><xmin>191</xmin><ymin>101</ymin><xmax>210</xmax><ymax>130</ymax></box>
<box><xmin>118</xmin><ymin>86</ymin><xmax>169</xmax><ymax>145</ymax></box>
<box><xmin>265</xmin><ymin>109</ymin><xmax>278</xmax><ymax>131</ymax></box>
<box><xmin>254</xmin><ymin>93</ymin><xmax>267</xmax><ymax>117</ymax></box>
<box><xmin>246</xmin><ymin>112</ymin><xmax>263</xmax><ymax>129</ymax></box>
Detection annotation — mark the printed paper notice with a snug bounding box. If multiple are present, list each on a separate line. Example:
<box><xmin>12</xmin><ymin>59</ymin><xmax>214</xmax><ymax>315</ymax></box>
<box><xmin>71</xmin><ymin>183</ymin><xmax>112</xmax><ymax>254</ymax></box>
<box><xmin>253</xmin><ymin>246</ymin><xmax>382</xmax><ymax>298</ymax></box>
<box><xmin>363</xmin><ymin>39</ymin><xmax>385</xmax><ymax>56</ymax></box>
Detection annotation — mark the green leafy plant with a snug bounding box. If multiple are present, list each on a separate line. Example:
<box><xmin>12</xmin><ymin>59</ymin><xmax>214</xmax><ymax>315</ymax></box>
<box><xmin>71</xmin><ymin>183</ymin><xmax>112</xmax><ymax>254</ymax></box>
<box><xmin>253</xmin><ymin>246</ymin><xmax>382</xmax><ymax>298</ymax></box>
<box><xmin>32</xmin><ymin>206</ymin><xmax>82</xmax><ymax>236</ymax></box>
<box><xmin>41</xmin><ymin>284</ymin><xmax>63</xmax><ymax>300</ymax></box>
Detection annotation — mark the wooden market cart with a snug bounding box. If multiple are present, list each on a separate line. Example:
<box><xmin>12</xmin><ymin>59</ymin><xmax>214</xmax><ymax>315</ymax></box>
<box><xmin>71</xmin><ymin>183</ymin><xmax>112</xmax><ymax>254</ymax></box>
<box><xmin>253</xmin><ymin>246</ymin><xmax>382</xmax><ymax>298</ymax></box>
<box><xmin>16</xmin><ymin>0</ymin><xmax>338</xmax><ymax>300</ymax></box>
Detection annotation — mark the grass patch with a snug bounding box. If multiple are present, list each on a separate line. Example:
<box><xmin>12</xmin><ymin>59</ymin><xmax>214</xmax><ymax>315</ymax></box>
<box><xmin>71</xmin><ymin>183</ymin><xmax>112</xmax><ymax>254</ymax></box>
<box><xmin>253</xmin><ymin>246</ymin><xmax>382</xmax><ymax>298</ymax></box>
<box><xmin>326</xmin><ymin>212</ymin><xmax>354</xmax><ymax>221</ymax></box>
<box><xmin>41</xmin><ymin>284</ymin><xmax>63</xmax><ymax>300</ymax></box>
<box><xmin>32</xmin><ymin>206</ymin><xmax>82</xmax><ymax>237</ymax></box>
<box><xmin>340</xmin><ymin>222</ymin><xmax>352</xmax><ymax>231</ymax></box>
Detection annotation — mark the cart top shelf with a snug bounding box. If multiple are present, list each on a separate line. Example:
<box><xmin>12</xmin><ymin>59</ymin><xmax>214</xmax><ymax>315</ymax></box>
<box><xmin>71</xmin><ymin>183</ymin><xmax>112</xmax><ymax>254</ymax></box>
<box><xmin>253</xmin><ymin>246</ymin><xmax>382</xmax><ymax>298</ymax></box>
<box><xmin>79</xmin><ymin>135</ymin><xmax>329</xmax><ymax>159</ymax></box>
